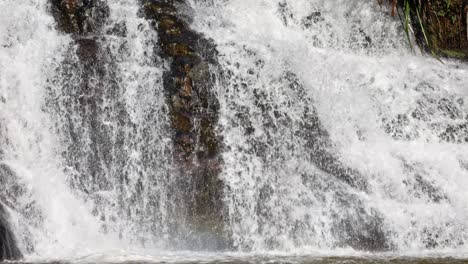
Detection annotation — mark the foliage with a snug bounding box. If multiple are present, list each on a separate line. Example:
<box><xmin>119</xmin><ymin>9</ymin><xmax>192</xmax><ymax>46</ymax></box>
<box><xmin>378</xmin><ymin>0</ymin><xmax>468</xmax><ymax>61</ymax></box>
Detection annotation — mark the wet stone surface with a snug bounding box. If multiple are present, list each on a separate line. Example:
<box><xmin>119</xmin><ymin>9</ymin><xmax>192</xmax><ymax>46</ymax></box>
<box><xmin>141</xmin><ymin>0</ymin><xmax>227</xmax><ymax>250</ymax></box>
<box><xmin>0</xmin><ymin>203</ymin><xmax>22</xmax><ymax>261</ymax></box>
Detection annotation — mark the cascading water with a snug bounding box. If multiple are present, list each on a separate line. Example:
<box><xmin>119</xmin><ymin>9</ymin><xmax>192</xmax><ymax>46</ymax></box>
<box><xmin>1</xmin><ymin>0</ymin><xmax>468</xmax><ymax>262</ymax></box>
<box><xmin>0</xmin><ymin>0</ymin><xmax>176</xmax><ymax>258</ymax></box>
<box><xmin>0</xmin><ymin>0</ymin><xmax>113</xmax><ymax>258</ymax></box>
<box><xmin>46</xmin><ymin>0</ymin><xmax>176</xmax><ymax>248</ymax></box>
<box><xmin>189</xmin><ymin>0</ymin><xmax>468</xmax><ymax>254</ymax></box>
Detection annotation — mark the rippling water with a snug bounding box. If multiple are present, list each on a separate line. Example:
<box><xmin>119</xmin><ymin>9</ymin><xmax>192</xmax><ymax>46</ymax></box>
<box><xmin>12</xmin><ymin>253</ymin><xmax>468</xmax><ymax>264</ymax></box>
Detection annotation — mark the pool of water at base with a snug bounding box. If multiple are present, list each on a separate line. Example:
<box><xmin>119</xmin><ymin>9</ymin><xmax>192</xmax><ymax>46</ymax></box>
<box><xmin>7</xmin><ymin>252</ymin><xmax>468</xmax><ymax>264</ymax></box>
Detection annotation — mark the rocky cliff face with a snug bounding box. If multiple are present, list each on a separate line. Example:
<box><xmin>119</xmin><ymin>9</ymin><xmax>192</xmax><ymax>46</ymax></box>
<box><xmin>47</xmin><ymin>0</ymin><xmax>395</xmax><ymax>251</ymax></box>
<box><xmin>50</xmin><ymin>0</ymin><xmax>109</xmax><ymax>35</ymax></box>
<box><xmin>141</xmin><ymin>0</ymin><xmax>227</xmax><ymax>250</ymax></box>
<box><xmin>49</xmin><ymin>0</ymin><xmax>228</xmax><ymax>249</ymax></box>
<box><xmin>49</xmin><ymin>0</ymin><xmax>113</xmax><ymax>193</ymax></box>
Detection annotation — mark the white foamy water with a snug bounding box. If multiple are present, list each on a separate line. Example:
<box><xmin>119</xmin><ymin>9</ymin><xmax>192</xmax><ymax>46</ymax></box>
<box><xmin>0</xmin><ymin>0</ymin><xmax>171</xmax><ymax>259</ymax></box>
<box><xmin>0</xmin><ymin>0</ymin><xmax>116</xmax><ymax>258</ymax></box>
<box><xmin>189</xmin><ymin>0</ymin><xmax>468</xmax><ymax>253</ymax></box>
<box><xmin>1</xmin><ymin>0</ymin><xmax>468</xmax><ymax>261</ymax></box>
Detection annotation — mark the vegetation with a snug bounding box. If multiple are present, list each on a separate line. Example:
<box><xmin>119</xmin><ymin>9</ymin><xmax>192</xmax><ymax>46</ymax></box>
<box><xmin>379</xmin><ymin>0</ymin><xmax>468</xmax><ymax>61</ymax></box>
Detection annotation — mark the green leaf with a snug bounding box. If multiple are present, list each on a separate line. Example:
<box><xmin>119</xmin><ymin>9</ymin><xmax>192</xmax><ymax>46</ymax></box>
<box><xmin>451</xmin><ymin>15</ymin><xmax>457</xmax><ymax>24</ymax></box>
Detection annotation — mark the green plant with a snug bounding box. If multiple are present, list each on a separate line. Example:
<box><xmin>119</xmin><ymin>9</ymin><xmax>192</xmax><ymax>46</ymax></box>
<box><xmin>403</xmin><ymin>0</ymin><xmax>413</xmax><ymax>50</ymax></box>
<box><xmin>380</xmin><ymin>0</ymin><xmax>444</xmax><ymax>61</ymax></box>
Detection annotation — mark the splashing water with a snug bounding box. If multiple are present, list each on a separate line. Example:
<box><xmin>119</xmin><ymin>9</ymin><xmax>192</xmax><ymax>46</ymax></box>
<box><xmin>189</xmin><ymin>0</ymin><xmax>468</xmax><ymax>254</ymax></box>
<box><xmin>0</xmin><ymin>0</ymin><xmax>174</xmax><ymax>258</ymax></box>
<box><xmin>46</xmin><ymin>0</ymin><xmax>176</xmax><ymax>249</ymax></box>
<box><xmin>1</xmin><ymin>0</ymin><xmax>468</xmax><ymax>261</ymax></box>
<box><xmin>0</xmin><ymin>0</ymin><xmax>116</xmax><ymax>258</ymax></box>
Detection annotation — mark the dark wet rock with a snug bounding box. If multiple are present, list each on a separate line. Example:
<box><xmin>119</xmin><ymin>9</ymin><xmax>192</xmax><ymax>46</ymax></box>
<box><xmin>0</xmin><ymin>203</ymin><xmax>22</xmax><ymax>261</ymax></box>
<box><xmin>281</xmin><ymin>72</ymin><xmax>369</xmax><ymax>192</ymax></box>
<box><xmin>244</xmin><ymin>69</ymin><xmax>387</xmax><ymax>250</ymax></box>
<box><xmin>349</xmin><ymin>26</ymin><xmax>372</xmax><ymax>49</ymax></box>
<box><xmin>49</xmin><ymin>0</ymin><xmax>109</xmax><ymax>78</ymax></box>
<box><xmin>141</xmin><ymin>0</ymin><xmax>227</xmax><ymax>250</ymax></box>
<box><xmin>301</xmin><ymin>173</ymin><xmax>390</xmax><ymax>251</ymax></box>
<box><xmin>106</xmin><ymin>21</ymin><xmax>128</xmax><ymax>37</ymax></box>
<box><xmin>333</xmin><ymin>203</ymin><xmax>390</xmax><ymax>252</ymax></box>
<box><xmin>49</xmin><ymin>0</ymin><xmax>109</xmax><ymax>85</ymax></box>
<box><xmin>302</xmin><ymin>11</ymin><xmax>324</xmax><ymax>28</ymax></box>
<box><xmin>383</xmin><ymin>114</ymin><xmax>419</xmax><ymax>141</ymax></box>
<box><xmin>75</xmin><ymin>38</ymin><xmax>100</xmax><ymax>63</ymax></box>
<box><xmin>384</xmin><ymin>91</ymin><xmax>467</xmax><ymax>143</ymax></box>
<box><xmin>440</xmin><ymin>122</ymin><xmax>468</xmax><ymax>143</ymax></box>
<box><xmin>226</xmin><ymin>69</ymin><xmax>369</xmax><ymax>192</ymax></box>
<box><xmin>399</xmin><ymin>158</ymin><xmax>448</xmax><ymax>203</ymax></box>
<box><xmin>278</xmin><ymin>1</ymin><xmax>294</xmax><ymax>26</ymax></box>
<box><xmin>438</xmin><ymin>98</ymin><xmax>463</xmax><ymax>119</ymax></box>
<box><xmin>49</xmin><ymin>0</ymin><xmax>109</xmax><ymax>36</ymax></box>
<box><xmin>49</xmin><ymin>0</ymin><xmax>130</xmax><ymax>198</ymax></box>
<box><xmin>420</xmin><ymin>225</ymin><xmax>465</xmax><ymax>249</ymax></box>
<box><xmin>0</xmin><ymin>164</ymin><xmax>36</xmax><ymax>255</ymax></box>
<box><xmin>404</xmin><ymin>174</ymin><xmax>448</xmax><ymax>203</ymax></box>
<box><xmin>302</xmin><ymin>112</ymin><xmax>368</xmax><ymax>191</ymax></box>
<box><xmin>0</xmin><ymin>164</ymin><xmax>25</xmax><ymax>210</ymax></box>
<box><xmin>48</xmin><ymin>0</ymin><xmax>227</xmax><ymax>248</ymax></box>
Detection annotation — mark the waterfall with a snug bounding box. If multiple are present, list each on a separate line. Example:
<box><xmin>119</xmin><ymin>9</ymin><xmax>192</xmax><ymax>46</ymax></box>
<box><xmin>1</xmin><ymin>0</ymin><xmax>468</xmax><ymax>261</ymax></box>
<box><xmin>46</xmin><ymin>0</ymin><xmax>176</xmax><ymax>248</ymax></box>
<box><xmin>0</xmin><ymin>0</ymin><xmax>113</xmax><ymax>258</ymax></box>
<box><xmin>0</xmin><ymin>0</ymin><xmax>174</xmax><ymax>258</ymax></box>
<box><xmin>189</xmin><ymin>0</ymin><xmax>468</xmax><ymax>253</ymax></box>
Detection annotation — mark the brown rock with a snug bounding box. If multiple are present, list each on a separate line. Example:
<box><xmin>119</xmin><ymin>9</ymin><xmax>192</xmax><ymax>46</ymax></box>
<box><xmin>165</xmin><ymin>43</ymin><xmax>193</xmax><ymax>57</ymax></box>
<box><xmin>172</xmin><ymin>111</ymin><xmax>192</xmax><ymax>132</ymax></box>
<box><xmin>180</xmin><ymin>77</ymin><xmax>193</xmax><ymax>98</ymax></box>
<box><xmin>141</xmin><ymin>0</ymin><xmax>227</xmax><ymax>249</ymax></box>
<box><xmin>172</xmin><ymin>94</ymin><xmax>190</xmax><ymax>111</ymax></box>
